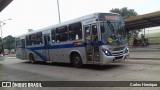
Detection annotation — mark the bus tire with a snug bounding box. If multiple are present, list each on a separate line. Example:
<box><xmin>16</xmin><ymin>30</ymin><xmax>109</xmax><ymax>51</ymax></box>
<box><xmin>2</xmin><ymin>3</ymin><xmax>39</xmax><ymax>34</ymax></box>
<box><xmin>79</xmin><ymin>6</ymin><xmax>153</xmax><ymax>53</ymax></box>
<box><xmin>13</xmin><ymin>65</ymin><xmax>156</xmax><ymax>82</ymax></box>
<box><xmin>71</xmin><ymin>54</ymin><xmax>82</xmax><ymax>67</ymax></box>
<box><xmin>29</xmin><ymin>54</ymin><xmax>35</xmax><ymax>64</ymax></box>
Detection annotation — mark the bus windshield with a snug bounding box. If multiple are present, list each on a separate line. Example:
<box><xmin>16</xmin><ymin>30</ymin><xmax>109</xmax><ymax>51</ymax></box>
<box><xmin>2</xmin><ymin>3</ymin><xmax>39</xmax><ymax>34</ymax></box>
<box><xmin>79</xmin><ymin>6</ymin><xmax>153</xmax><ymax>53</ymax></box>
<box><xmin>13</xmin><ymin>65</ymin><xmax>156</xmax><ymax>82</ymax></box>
<box><xmin>100</xmin><ymin>21</ymin><xmax>126</xmax><ymax>46</ymax></box>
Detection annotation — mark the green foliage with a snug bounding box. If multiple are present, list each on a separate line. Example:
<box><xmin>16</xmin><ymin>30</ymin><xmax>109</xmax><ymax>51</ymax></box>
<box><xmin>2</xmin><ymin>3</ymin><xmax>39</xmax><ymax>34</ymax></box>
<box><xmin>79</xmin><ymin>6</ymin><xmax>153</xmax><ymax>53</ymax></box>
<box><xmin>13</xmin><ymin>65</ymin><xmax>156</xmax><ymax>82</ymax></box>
<box><xmin>142</xmin><ymin>32</ymin><xmax>160</xmax><ymax>44</ymax></box>
<box><xmin>110</xmin><ymin>7</ymin><xmax>141</xmax><ymax>40</ymax></box>
<box><xmin>3</xmin><ymin>35</ymin><xmax>15</xmax><ymax>50</ymax></box>
<box><xmin>110</xmin><ymin>7</ymin><xmax>137</xmax><ymax>19</ymax></box>
<box><xmin>144</xmin><ymin>32</ymin><xmax>160</xmax><ymax>38</ymax></box>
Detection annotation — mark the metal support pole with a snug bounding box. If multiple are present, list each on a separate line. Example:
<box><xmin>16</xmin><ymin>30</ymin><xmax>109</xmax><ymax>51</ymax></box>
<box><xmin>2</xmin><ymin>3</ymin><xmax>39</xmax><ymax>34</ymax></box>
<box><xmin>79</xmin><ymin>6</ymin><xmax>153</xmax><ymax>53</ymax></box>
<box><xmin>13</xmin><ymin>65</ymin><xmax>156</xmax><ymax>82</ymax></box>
<box><xmin>57</xmin><ymin>0</ymin><xmax>61</xmax><ymax>23</ymax></box>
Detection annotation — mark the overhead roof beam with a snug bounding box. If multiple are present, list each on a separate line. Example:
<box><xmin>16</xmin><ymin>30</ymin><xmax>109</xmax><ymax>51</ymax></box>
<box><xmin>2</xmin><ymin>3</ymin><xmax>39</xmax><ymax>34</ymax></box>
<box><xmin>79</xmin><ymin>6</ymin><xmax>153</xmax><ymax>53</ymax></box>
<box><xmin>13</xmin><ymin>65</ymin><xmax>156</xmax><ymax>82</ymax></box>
<box><xmin>0</xmin><ymin>0</ymin><xmax>13</xmax><ymax>12</ymax></box>
<box><xmin>143</xmin><ymin>18</ymin><xmax>160</xmax><ymax>25</ymax></box>
<box><xmin>125</xmin><ymin>11</ymin><xmax>160</xmax><ymax>31</ymax></box>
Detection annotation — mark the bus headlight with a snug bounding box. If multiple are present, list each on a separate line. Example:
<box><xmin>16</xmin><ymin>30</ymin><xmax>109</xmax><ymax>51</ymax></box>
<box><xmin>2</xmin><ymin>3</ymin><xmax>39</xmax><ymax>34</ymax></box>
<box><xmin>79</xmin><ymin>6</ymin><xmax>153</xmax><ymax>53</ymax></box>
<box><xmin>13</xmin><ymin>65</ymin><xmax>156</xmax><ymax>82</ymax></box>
<box><xmin>102</xmin><ymin>49</ymin><xmax>112</xmax><ymax>56</ymax></box>
<box><xmin>125</xmin><ymin>47</ymin><xmax>129</xmax><ymax>53</ymax></box>
<box><xmin>105</xmin><ymin>50</ymin><xmax>108</xmax><ymax>54</ymax></box>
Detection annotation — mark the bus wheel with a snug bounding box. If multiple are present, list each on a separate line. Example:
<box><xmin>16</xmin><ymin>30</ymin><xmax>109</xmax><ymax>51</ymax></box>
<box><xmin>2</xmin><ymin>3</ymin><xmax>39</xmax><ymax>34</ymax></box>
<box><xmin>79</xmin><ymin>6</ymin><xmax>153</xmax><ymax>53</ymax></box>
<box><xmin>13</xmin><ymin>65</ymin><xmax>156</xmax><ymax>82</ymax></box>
<box><xmin>72</xmin><ymin>54</ymin><xmax>82</xmax><ymax>67</ymax></box>
<box><xmin>29</xmin><ymin>54</ymin><xmax>35</xmax><ymax>64</ymax></box>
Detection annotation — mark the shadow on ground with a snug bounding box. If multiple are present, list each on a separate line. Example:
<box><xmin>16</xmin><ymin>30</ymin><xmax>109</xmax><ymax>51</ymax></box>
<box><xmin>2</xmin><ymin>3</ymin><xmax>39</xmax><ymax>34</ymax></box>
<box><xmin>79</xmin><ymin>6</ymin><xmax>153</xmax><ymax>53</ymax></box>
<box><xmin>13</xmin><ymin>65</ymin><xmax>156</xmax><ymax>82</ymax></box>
<box><xmin>23</xmin><ymin>61</ymin><xmax>124</xmax><ymax>71</ymax></box>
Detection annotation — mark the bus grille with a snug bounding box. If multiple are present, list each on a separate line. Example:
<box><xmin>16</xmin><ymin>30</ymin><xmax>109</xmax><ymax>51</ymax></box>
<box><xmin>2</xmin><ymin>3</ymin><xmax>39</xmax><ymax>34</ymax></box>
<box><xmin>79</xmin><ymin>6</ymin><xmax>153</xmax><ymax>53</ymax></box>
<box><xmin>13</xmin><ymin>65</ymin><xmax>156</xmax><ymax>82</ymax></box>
<box><xmin>112</xmin><ymin>51</ymin><xmax>124</xmax><ymax>56</ymax></box>
<box><xmin>115</xmin><ymin>56</ymin><xmax>123</xmax><ymax>60</ymax></box>
<box><xmin>112</xmin><ymin>46</ymin><xmax>125</xmax><ymax>51</ymax></box>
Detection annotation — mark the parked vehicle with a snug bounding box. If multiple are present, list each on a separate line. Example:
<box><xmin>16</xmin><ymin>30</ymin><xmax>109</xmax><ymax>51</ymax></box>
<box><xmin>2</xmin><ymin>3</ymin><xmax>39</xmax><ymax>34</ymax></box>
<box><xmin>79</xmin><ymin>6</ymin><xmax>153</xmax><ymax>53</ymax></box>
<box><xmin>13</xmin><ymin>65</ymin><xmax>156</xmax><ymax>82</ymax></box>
<box><xmin>15</xmin><ymin>13</ymin><xmax>129</xmax><ymax>67</ymax></box>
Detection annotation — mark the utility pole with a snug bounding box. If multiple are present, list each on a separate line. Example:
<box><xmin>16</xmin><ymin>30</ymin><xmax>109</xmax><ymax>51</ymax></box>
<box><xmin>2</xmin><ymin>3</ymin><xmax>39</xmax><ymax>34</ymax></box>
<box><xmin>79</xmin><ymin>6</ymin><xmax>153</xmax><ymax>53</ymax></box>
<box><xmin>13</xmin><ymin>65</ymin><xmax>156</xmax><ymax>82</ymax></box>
<box><xmin>0</xmin><ymin>18</ymin><xmax>12</xmax><ymax>55</ymax></box>
<box><xmin>0</xmin><ymin>22</ymin><xmax>5</xmax><ymax>40</ymax></box>
<box><xmin>0</xmin><ymin>18</ymin><xmax>12</xmax><ymax>39</ymax></box>
<box><xmin>57</xmin><ymin>0</ymin><xmax>61</xmax><ymax>23</ymax></box>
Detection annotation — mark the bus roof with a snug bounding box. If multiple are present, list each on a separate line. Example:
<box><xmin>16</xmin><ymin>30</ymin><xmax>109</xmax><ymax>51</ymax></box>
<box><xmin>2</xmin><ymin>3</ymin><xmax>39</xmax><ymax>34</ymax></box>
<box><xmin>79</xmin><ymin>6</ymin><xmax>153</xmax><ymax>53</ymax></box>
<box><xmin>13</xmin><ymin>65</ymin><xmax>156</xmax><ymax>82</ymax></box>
<box><xmin>15</xmin><ymin>12</ymin><xmax>120</xmax><ymax>38</ymax></box>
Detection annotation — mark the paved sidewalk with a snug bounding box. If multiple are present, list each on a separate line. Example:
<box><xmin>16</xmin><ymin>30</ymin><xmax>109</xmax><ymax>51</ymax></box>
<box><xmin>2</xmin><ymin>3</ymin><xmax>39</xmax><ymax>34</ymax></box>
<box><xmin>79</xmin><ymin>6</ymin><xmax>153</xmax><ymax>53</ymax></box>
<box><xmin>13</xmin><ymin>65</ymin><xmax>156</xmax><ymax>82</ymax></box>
<box><xmin>129</xmin><ymin>45</ymin><xmax>160</xmax><ymax>60</ymax></box>
<box><xmin>4</xmin><ymin>54</ymin><xmax>16</xmax><ymax>57</ymax></box>
<box><xmin>129</xmin><ymin>44</ymin><xmax>160</xmax><ymax>51</ymax></box>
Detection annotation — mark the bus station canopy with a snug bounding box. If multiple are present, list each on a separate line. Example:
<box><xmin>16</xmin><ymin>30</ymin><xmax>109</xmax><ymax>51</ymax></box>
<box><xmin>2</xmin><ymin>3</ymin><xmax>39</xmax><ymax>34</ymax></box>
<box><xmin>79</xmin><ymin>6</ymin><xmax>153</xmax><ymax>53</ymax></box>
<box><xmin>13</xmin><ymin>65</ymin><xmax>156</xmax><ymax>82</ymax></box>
<box><xmin>124</xmin><ymin>11</ymin><xmax>160</xmax><ymax>31</ymax></box>
<box><xmin>0</xmin><ymin>0</ymin><xmax>12</xmax><ymax>12</ymax></box>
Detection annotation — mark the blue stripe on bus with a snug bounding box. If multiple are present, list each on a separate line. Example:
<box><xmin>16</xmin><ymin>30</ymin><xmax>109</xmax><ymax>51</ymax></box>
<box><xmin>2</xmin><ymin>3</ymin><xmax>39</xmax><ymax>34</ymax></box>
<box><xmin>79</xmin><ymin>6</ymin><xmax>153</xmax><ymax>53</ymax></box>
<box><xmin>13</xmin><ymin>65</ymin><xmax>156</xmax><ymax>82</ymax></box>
<box><xmin>32</xmin><ymin>50</ymin><xmax>47</xmax><ymax>61</ymax></box>
<box><xmin>26</xmin><ymin>43</ymin><xmax>86</xmax><ymax>61</ymax></box>
<box><xmin>26</xmin><ymin>41</ymin><xmax>104</xmax><ymax>61</ymax></box>
<box><xmin>27</xmin><ymin>48</ymin><xmax>47</xmax><ymax>61</ymax></box>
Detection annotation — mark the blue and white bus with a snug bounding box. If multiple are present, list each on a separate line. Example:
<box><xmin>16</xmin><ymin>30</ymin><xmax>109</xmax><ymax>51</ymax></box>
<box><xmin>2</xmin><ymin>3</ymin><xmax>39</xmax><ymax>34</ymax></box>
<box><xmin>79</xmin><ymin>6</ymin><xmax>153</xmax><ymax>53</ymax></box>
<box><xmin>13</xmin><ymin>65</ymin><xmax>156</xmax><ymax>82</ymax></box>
<box><xmin>15</xmin><ymin>13</ymin><xmax>129</xmax><ymax>67</ymax></box>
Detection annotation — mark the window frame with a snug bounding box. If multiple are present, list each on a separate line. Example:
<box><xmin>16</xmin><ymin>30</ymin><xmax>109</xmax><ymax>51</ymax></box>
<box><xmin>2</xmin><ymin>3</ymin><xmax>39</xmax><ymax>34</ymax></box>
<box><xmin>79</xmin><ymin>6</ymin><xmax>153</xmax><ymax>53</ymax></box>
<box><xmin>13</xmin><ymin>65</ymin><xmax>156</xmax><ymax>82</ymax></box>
<box><xmin>68</xmin><ymin>22</ymin><xmax>82</xmax><ymax>41</ymax></box>
<box><xmin>55</xmin><ymin>26</ymin><xmax>68</xmax><ymax>42</ymax></box>
<box><xmin>16</xmin><ymin>38</ymin><xmax>21</xmax><ymax>48</ymax></box>
<box><xmin>51</xmin><ymin>29</ymin><xmax>56</xmax><ymax>43</ymax></box>
<box><xmin>36</xmin><ymin>32</ymin><xmax>43</xmax><ymax>45</ymax></box>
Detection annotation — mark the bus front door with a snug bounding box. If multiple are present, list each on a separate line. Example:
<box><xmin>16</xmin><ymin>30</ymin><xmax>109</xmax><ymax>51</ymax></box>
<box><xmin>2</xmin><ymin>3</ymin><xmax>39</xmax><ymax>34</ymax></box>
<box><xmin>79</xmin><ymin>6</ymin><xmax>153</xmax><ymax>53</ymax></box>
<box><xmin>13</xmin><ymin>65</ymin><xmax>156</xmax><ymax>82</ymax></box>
<box><xmin>84</xmin><ymin>24</ymin><xmax>100</xmax><ymax>63</ymax></box>
<box><xmin>43</xmin><ymin>34</ymin><xmax>50</xmax><ymax>61</ymax></box>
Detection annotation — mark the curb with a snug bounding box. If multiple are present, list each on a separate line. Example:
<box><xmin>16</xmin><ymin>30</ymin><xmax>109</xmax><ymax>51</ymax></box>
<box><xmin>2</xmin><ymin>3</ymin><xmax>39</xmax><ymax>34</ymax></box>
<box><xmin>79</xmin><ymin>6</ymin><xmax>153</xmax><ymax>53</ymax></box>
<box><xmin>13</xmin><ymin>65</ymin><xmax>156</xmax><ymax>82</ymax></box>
<box><xmin>128</xmin><ymin>58</ymin><xmax>160</xmax><ymax>60</ymax></box>
<box><xmin>130</xmin><ymin>50</ymin><xmax>160</xmax><ymax>52</ymax></box>
<box><xmin>4</xmin><ymin>56</ymin><xmax>16</xmax><ymax>57</ymax></box>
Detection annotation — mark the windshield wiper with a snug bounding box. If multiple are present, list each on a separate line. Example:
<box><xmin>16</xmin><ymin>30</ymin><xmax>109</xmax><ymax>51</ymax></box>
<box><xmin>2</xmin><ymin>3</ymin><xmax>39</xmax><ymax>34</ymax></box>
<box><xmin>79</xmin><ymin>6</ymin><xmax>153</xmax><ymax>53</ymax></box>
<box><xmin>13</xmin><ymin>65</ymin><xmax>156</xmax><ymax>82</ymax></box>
<box><xmin>117</xmin><ymin>21</ymin><xmax>122</xmax><ymax>31</ymax></box>
<box><xmin>107</xmin><ymin>21</ymin><xmax>117</xmax><ymax>40</ymax></box>
<box><xmin>107</xmin><ymin>21</ymin><xmax>115</xmax><ymax>34</ymax></box>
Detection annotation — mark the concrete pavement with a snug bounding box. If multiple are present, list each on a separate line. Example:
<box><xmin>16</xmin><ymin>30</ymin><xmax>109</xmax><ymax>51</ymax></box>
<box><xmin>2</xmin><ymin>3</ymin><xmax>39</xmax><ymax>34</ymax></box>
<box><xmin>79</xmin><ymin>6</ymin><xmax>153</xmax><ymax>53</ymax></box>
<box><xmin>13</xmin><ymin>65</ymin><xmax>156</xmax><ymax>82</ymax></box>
<box><xmin>129</xmin><ymin>45</ymin><xmax>160</xmax><ymax>60</ymax></box>
<box><xmin>0</xmin><ymin>57</ymin><xmax>160</xmax><ymax>90</ymax></box>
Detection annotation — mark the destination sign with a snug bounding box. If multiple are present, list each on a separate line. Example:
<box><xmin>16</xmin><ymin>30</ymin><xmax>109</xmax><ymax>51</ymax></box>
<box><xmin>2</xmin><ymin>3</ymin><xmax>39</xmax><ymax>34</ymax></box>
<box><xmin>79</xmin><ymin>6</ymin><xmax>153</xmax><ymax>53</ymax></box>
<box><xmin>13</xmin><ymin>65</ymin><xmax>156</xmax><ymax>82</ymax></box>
<box><xmin>105</xmin><ymin>16</ymin><xmax>119</xmax><ymax>21</ymax></box>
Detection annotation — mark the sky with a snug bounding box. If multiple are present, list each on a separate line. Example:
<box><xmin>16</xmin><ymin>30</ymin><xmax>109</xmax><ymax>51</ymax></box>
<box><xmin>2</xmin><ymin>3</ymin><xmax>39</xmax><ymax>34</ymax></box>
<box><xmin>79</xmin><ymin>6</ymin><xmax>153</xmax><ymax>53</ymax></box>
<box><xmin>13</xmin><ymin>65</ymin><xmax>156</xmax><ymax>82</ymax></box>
<box><xmin>0</xmin><ymin>0</ymin><xmax>160</xmax><ymax>37</ymax></box>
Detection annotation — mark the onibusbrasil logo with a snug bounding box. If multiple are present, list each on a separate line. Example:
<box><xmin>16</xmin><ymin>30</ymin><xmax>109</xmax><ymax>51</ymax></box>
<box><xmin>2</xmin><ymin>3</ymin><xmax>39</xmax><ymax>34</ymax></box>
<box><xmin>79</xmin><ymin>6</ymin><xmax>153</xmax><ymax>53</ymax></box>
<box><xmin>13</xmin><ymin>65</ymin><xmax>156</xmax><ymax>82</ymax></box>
<box><xmin>2</xmin><ymin>82</ymin><xmax>42</xmax><ymax>87</ymax></box>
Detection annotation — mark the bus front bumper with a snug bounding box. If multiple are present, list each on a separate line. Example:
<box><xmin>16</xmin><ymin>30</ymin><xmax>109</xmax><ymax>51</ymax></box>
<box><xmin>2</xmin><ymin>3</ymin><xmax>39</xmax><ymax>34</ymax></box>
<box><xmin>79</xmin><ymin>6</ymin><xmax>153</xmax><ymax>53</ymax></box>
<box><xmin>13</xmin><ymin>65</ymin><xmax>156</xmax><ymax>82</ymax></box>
<box><xmin>101</xmin><ymin>52</ymin><xmax>129</xmax><ymax>65</ymax></box>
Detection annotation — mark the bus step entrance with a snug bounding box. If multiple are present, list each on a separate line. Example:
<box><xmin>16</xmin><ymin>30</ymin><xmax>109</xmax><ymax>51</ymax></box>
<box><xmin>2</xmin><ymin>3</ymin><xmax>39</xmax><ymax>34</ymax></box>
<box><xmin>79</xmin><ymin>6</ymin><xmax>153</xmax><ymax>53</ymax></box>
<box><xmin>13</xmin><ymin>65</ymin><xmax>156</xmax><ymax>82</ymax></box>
<box><xmin>87</xmin><ymin>54</ymin><xmax>100</xmax><ymax>62</ymax></box>
<box><xmin>46</xmin><ymin>61</ymin><xmax>53</xmax><ymax>63</ymax></box>
<box><xmin>94</xmin><ymin>56</ymin><xmax>100</xmax><ymax>62</ymax></box>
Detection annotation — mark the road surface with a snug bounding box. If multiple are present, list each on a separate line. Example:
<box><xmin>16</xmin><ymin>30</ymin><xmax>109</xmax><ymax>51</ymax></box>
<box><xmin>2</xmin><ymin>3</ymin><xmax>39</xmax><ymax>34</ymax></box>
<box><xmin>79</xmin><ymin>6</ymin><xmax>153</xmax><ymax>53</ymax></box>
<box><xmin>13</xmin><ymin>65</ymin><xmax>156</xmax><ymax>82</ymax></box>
<box><xmin>0</xmin><ymin>57</ymin><xmax>160</xmax><ymax>90</ymax></box>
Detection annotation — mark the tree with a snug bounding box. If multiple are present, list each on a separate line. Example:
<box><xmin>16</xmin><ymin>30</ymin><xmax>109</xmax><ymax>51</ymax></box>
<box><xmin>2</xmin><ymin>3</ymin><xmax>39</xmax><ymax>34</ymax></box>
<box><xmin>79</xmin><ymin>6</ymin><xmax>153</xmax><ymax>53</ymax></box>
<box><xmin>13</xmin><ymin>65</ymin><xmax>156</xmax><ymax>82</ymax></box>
<box><xmin>110</xmin><ymin>7</ymin><xmax>141</xmax><ymax>44</ymax></box>
<box><xmin>3</xmin><ymin>35</ymin><xmax>15</xmax><ymax>51</ymax></box>
<box><xmin>110</xmin><ymin>7</ymin><xmax>138</xmax><ymax>18</ymax></box>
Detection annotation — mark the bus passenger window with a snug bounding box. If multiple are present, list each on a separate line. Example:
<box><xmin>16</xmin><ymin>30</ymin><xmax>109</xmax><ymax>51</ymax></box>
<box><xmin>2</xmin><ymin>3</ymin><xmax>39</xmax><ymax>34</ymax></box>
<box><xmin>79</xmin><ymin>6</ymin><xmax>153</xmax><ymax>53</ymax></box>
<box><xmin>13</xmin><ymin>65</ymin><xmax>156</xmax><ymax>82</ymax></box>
<box><xmin>68</xmin><ymin>22</ymin><xmax>82</xmax><ymax>40</ymax></box>
<box><xmin>56</xmin><ymin>26</ymin><xmax>68</xmax><ymax>42</ymax></box>
<box><xmin>85</xmin><ymin>26</ymin><xmax>91</xmax><ymax>40</ymax></box>
<box><xmin>26</xmin><ymin>35</ymin><xmax>30</xmax><ymax>46</ymax></box>
<box><xmin>30</xmin><ymin>34</ymin><xmax>36</xmax><ymax>45</ymax></box>
<box><xmin>51</xmin><ymin>29</ymin><xmax>56</xmax><ymax>43</ymax></box>
<box><xmin>16</xmin><ymin>39</ymin><xmax>20</xmax><ymax>47</ymax></box>
<box><xmin>36</xmin><ymin>32</ymin><xmax>43</xmax><ymax>45</ymax></box>
<box><xmin>56</xmin><ymin>34</ymin><xmax>60</xmax><ymax>42</ymax></box>
<box><xmin>21</xmin><ymin>39</ymin><xmax>25</xmax><ymax>48</ymax></box>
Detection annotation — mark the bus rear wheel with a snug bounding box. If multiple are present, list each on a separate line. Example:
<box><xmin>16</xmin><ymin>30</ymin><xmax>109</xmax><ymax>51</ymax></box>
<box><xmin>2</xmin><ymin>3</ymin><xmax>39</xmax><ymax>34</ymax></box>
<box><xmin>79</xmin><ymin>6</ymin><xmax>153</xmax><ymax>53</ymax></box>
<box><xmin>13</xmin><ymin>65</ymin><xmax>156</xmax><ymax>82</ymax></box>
<box><xmin>29</xmin><ymin>54</ymin><xmax>35</xmax><ymax>64</ymax></box>
<box><xmin>71</xmin><ymin>54</ymin><xmax>82</xmax><ymax>67</ymax></box>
